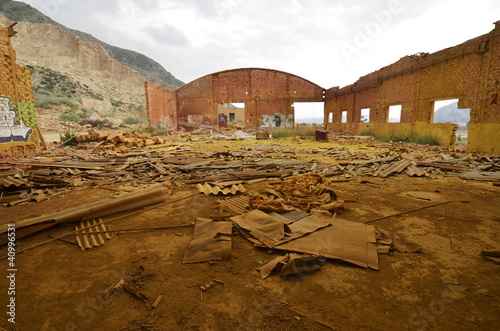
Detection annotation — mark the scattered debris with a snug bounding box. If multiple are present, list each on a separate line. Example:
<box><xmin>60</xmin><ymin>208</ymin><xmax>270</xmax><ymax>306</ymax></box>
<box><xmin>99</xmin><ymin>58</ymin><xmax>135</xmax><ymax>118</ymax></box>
<box><xmin>0</xmin><ymin>185</ymin><xmax>171</xmax><ymax>245</ymax></box>
<box><xmin>378</xmin><ymin>228</ymin><xmax>422</xmax><ymax>253</ymax></box>
<box><xmin>151</xmin><ymin>295</ymin><xmax>164</xmax><ymax>309</ymax></box>
<box><xmin>217</xmin><ymin>195</ymin><xmax>250</xmax><ymax>215</ymax></box>
<box><xmin>123</xmin><ymin>283</ymin><xmax>150</xmax><ymax>304</ymax></box>
<box><xmin>260</xmin><ymin>253</ymin><xmax>326</xmax><ymax>279</ymax></box>
<box><xmin>275</xmin><ymin>217</ymin><xmax>379</xmax><ymax>270</ymax></box>
<box><xmin>196</xmin><ymin>182</ymin><xmax>246</xmax><ymax>196</ymax></box>
<box><xmin>183</xmin><ymin>218</ymin><xmax>232</xmax><ymax>263</ymax></box>
<box><xmin>250</xmin><ymin>174</ymin><xmax>345</xmax><ymax>213</ymax></box>
<box><xmin>481</xmin><ymin>250</ymin><xmax>500</xmax><ymax>264</ymax></box>
<box><xmin>231</xmin><ymin>210</ymin><xmax>330</xmax><ymax>248</ymax></box>
<box><xmin>75</xmin><ymin>218</ymin><xmax>115</xmax><ymax>250</ymax></box>
<box><xmin>104</xmin><ymin>279</ymin><xmax>125</xmax><ymax>298</ymax></box>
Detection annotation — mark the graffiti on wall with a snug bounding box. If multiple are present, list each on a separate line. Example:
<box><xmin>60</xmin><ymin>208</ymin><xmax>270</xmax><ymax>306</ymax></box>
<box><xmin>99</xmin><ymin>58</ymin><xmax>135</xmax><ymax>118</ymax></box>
<box><xmin>156</xmin><ymin>114</ymin><xmax>174</xmax><ymax>130</ymax></box>
<box><xmin>0</xmin><ymin>96</ymin><xmax>33</xmax><ymax>143</ymax></box>
<box><xmin>261</xmin><ymin>113</ymin><xmax>293</xmax><ymax>128</ymax></box>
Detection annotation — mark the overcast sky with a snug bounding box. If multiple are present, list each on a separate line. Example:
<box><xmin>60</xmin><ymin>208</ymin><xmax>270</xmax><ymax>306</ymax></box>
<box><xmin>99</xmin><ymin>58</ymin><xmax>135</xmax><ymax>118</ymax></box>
<box><xmin>19</xmin><ymin>0</ymin><xmax>500</xmax><ymax>118</ymax></box>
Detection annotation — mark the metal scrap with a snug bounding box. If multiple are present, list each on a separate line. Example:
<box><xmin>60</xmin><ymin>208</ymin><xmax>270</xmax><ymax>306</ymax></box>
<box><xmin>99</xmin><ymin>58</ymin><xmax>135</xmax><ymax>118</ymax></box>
<box><xmin>75</xmin><ymin>218</ymin><xmax>115</xmax><ymax>250</ymax></box>
<box><xmin>196</xmin><ymin>182</ymin><xmax>246</xmax><ymax>196</ymax></box>
<box><xmin>217</xmin><ymin>195</ymin><xmax>250</xmax><ymax>215</ymax></box>
<box><xmin>250</xmin><ymin>173</ymin><xmax>345</xmax><ymax>213</ymax></box>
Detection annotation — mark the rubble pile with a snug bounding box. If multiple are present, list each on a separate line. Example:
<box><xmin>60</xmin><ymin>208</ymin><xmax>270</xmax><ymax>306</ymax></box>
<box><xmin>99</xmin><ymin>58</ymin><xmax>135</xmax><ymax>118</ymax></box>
<box><xmin>1</xmin><ymin>130</ymin><xmax>499</xmax><ymax>208</ymax></box>
<box><xmin>76</xmin><ymin>129</ymin><xmax>168</xmax><ymax>152</ymax></box>
<box><xmin>250</xmin><ymin>174</ymin><xmax>345</xmax><ymax>213</ymax></box>
<box><xmin>36</xmin><ymin>113</ymin><xmax>89</xmax><ymax>133</ymax></box>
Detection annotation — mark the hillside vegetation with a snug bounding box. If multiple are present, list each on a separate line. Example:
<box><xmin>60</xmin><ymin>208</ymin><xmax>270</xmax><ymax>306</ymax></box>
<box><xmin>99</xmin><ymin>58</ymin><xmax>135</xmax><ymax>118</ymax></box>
<box><xmin>0</xmin><ymin>0</ymin><xmax>184</xmax><ymax>90</ymax></box>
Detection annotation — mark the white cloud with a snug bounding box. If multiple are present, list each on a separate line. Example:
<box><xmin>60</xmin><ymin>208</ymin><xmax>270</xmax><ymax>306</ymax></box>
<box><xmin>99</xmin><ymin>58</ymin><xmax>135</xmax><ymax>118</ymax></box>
<box><xmin>20</xmin><ymin>0</ymin><xmax>500</xmax><ymax>94</ymax></box>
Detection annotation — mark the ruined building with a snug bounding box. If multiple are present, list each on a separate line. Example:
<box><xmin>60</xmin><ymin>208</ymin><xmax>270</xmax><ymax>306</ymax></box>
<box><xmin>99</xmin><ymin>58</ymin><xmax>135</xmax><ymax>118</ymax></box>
<box><xmin>147</xmin><ymin>23</ymin><xmax>500</xmax><ymax>154</ymax></box>
<box><xmin>145</xmin><ymin>68</ymin><xmax>324</xmax><ymax>131</ymax></box>
<box><xmin>0</xmin><ymin>23</ymin><xmax>39</xmax><ymax>157</ymax></box>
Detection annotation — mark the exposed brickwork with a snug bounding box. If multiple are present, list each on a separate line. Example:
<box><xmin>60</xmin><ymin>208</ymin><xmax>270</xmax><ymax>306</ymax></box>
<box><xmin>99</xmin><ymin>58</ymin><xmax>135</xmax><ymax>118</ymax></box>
<box><xmin>325</xmin><ymin>23</ymin><xmax>500</xmax><ymax>153</ymax></box>
<box><xmin>0</xmin><ymin>24</ymin><xmax>39</xmax><ymax>157</ymax></box>
<box><xmin>147</xmin><ymin>68</ymin><xmax>325</xmax><ymax>130</ymax></box>
<box><xmin>145</xmin><ymin>81</ymin><xmax>177</xmax><ymax>130</ymax></box>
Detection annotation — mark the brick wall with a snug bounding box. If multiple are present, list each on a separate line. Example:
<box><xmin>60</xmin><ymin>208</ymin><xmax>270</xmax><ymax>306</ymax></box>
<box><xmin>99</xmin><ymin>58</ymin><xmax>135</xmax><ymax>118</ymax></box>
<box><xmin>147</xmin><ymin>68</ymin><xmax>325</xmax><ymax>131</ymax></box>
<box><xmin>325</xmin><ymin>23</ymin><xmax>500</xmax><ymax>153</ymax></box>
<box><xmin>145</xmin><ymin>81</ymin><xmax>177</xmax><ymax>130</ymax></box>
<box><xmin>0</xmin><ymin>24</ymin><xmax>39</xmax><ymax>157</ymax></box>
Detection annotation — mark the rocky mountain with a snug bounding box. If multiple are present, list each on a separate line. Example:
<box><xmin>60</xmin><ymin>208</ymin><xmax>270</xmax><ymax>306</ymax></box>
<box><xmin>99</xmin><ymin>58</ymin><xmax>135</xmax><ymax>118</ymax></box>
<box><xmin>0</xmin><ymin>0</ymin><xmax>187</xmax><ymax>130</ymax></box>
<box><xmin>0</xmin><ymin>0</ymin><xmax>184</xmax><ymax>90</ymax></box>
<box><xmin>434</xmin><ymin>102</ymin><xmax>470</xmax><ymax>124</ymax></box>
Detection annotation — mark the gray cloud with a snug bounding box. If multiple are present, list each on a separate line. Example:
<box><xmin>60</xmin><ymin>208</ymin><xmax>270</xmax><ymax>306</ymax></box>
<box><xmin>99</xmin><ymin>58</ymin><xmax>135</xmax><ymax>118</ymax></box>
<box><xmin>143</xmin><ymin>24</ymin><xmax>188</xmax><ymax>47</ymax></box>
<box><xmin>19</xmin><ymin>0</ymin><xmax>500</xmax><ymax>88</ymax></box>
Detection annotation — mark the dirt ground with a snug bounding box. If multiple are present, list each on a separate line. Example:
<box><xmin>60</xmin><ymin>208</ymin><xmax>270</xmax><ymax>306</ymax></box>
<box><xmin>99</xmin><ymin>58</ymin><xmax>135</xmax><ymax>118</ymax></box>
<box><xmin>1</xmin><ymin>137</ymin><xmax>499</xmax><ymax>331</ymax></box>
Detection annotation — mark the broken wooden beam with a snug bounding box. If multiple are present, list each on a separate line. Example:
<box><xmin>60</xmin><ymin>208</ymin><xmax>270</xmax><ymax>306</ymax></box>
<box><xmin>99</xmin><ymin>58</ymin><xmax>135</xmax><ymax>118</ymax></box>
<box><xmin>0</xmin><ymin>185</ymin><xmax>171</xmax><ymax>245</ymax></box>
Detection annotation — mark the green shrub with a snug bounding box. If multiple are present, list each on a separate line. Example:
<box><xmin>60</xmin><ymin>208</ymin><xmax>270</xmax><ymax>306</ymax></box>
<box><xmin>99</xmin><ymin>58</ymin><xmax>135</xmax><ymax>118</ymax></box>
<box><xmin>58</xmin><ymin>112</ymin><xmax>81</xmax><ymax>122</ymax></box>
<box><xmin>144</xmin><ymin>126</ymin><xmax>166</xmax><ymax>136</ymax></box>
<box><xmin>129</xmin><ymin>104</ymin><xmax>145</xmax><ymax>112</ymax></box>
<box><xmin>359</xmin><ymin>129</ymin><xmax>440</xmax><ymax>146</ymax></box>
<box><xmin>111</xmin><ymin>99</ymin><xmax>124</xmax><ymax>107</ymax></box>
<box><xmin>60</xmin><ymin>131</ymin><xmax>76</xmax><ymax>145</ymax></box>
<box><xmin>123</xmin><ymin>116</ymin><xmax>147</xmax><ymax>125</ymax></box>
<box><xmin>358</xmin><ymin>128</ymin><xmax>376</xmax><ymax>137</ymax></box>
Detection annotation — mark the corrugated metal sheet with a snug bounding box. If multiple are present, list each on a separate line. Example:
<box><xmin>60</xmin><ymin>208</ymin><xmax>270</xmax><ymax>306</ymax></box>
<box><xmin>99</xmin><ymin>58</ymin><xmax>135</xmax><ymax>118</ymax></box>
<box><xmin>379</xmin><ymin>160</ymin><xmax>412</xmax><ymax>178</ymax></box>
<box><xmin>196</xmin><ymin>182</ymin><xmax>246</xmax><ymax>196</ymax></box>
<box><xmin>75</xmin><ymin>218</ymin><xmax>114</xmax><ymax>250</ymax></box>
<box><xmin>0</xmin><ymin>176</ymin><xmax>29</xmax><ymax>188</ymax></box>
<box><xmin>217</xmin><ymin>195</ymin><xmax>250</xmax><ymax>214</ymax></box>
<box><xmin>405</xmin><ymin>164</ymin><xmax>426</xmax><ymax>177</ymax></box>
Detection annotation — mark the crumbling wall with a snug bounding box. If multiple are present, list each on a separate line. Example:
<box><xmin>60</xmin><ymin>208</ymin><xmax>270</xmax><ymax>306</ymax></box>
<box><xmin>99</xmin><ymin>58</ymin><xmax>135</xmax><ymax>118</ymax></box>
<box><xmin>145</xmin><ymin>81</ymin><xmax>177</xmax><ymax>130</ymax></box>
<box><xmin>148</xmin><ymin>68</ymin><xmax>325</xmax><ymax>131</ymax></box>
<box><xmin>325</xmin><ymin>23</ymin><xmax>500</xmax><ymax>153</ymax></box>
<box><xmin>0</xmin><ymin>24</ymin><xmax>39</xmax><ymax>157</ymax></box>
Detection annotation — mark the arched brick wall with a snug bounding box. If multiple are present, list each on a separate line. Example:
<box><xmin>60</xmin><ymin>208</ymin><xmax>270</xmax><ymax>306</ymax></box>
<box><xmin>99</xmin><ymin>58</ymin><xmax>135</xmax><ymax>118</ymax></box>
<box><xmin>146</xmin><ymin>68</ymin><xmax>325</xmax><ymax>130</ymax></box>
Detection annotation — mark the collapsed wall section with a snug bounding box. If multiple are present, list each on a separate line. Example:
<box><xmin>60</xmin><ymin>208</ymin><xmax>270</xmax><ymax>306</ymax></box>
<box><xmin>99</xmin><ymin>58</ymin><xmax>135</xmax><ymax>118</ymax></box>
<box><xmin>325</xmin><ymin>23</ymin><xmax>500</xmax><ymax>153</ymax></box>
<box><xmin>145</xmin><ymin>81</ymin><xmax>177</xmax><ymax>130</ymax></box>
<box><xmin>0</xmin><ymin>24</ymin><xmax>39</xmax><ymax>157</ymax></box>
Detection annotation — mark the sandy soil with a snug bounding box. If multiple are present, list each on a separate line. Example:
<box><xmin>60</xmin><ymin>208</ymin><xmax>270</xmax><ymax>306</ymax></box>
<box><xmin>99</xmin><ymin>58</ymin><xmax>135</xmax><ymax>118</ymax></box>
<box><xmin>0</xmin><ymin>138</ymin><xmax>499</xmax><ymax>331</ymax></box>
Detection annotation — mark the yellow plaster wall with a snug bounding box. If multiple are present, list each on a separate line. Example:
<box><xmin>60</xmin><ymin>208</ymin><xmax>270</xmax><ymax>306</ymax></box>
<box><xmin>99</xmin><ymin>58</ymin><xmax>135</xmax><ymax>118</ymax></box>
<box><xmin>468</xmin><ymin>123</ymin><xmax>500</xmax><ymax>154</ymax></box>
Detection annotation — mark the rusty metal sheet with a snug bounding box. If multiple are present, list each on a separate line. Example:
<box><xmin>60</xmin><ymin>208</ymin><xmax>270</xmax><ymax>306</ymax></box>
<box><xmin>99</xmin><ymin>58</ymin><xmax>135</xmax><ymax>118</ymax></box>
<box><xmin>217</xmin><ymin>195</ymin><xmax>250</xmax><ymax>214</ymax></box>
<box><xmin>379</xmin><ymin>160</ymin><xmax>412</xmax><ymax>177</ymax></box>
<box><xmin>0</xmin><ymin>176</ymin><xmax>29</xmax><ymax>188</ymax></box>
<box><xmin>373</xmin><ymin>163</ymin><xmax>390</xmax><ymax>177</ymax></box>
<box><xmin>183</xmin><ymin>218</ymin><xmax>232</xmax><ymax>263</ymax></box>
<box><xmin>196</xmin><ymin>182</ymin><xmax>246</xmax><ymax>196</ymax></box>
<box><xmin>405</xmin><ymin>164</ymin><xmax>426</xmax><ymax>177</ymax></box>
<box><xmin>417</xmin><ymin>161</ymin><xmax>468</xmax><ymax>171</ymax></box>
<box><xmin>275</xmin><ymin>218</ymin><xmax>379</xmax><ymax>270</ymax></box>
<box><xmin>75</xmin><ymin>218</ymin><xmax>115</xmax><ymax>250</ymax></box>
<box><xmin>230</xmin><ymin>210</ymin><xmax>330</xmax><ymax>248</ymax></box>
<box><xmin>230</xmin><ymin>210</ymin><xmax>286</xmax><ymax>248</ymax></box>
